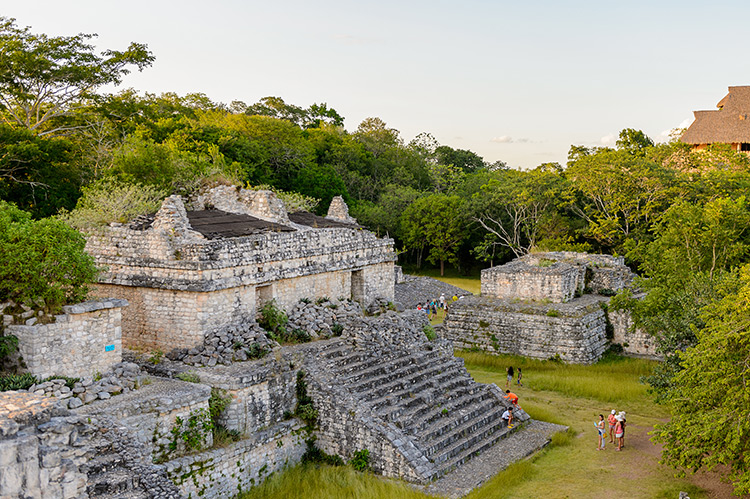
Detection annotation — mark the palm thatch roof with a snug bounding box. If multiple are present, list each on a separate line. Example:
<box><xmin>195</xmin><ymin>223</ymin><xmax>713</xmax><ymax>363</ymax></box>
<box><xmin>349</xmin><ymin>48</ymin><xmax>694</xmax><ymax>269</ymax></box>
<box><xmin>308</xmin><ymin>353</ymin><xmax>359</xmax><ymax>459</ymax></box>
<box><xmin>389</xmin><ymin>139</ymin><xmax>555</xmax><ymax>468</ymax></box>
<box><xmin>681</xmin><ymin>86</ymin><xmax>750</xmax><ymax>145</ymax></box>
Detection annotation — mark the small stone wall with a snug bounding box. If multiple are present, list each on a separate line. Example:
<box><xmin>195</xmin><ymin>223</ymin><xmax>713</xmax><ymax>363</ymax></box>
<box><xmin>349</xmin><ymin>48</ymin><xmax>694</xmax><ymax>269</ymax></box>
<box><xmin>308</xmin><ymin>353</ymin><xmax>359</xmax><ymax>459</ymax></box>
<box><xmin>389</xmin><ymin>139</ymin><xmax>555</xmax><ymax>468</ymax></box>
<box><xmin>610</xmin><ymin>293</ymin><xmax>661</xmax><ymax>359</ymax></box>
<box><xmin>6</xmin><ymin>299</ymin><xmax>127</xmax><ymax>379</ymax></box>
<box><xmin>76</xmin><ymin>377</ymin><xmax>213</xmax><ymax>462</ymax></box>
<box><xmin>482</xmin><ymin>260</ymin><xmax>583</xmax><ymax>303</ymax></box>
<box><xmin>442</xmin><ymin>295</ymin><xmax>608</xmax><ymax>363</ymax></box>
<box><xmin>165</xmin><ymin>420</ymin><xmax>306</xmax><ymax>499</ymax></box>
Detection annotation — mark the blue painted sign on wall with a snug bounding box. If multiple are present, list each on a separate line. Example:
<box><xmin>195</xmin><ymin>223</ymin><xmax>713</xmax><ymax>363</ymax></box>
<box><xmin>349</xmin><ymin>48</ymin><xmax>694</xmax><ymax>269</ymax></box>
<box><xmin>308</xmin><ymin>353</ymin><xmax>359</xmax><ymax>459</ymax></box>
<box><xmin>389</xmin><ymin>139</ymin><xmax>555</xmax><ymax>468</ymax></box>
<box><xmin>104</xmin><ymin>344</ymin><xmax>115</xmax><ymax>352</ymax></box>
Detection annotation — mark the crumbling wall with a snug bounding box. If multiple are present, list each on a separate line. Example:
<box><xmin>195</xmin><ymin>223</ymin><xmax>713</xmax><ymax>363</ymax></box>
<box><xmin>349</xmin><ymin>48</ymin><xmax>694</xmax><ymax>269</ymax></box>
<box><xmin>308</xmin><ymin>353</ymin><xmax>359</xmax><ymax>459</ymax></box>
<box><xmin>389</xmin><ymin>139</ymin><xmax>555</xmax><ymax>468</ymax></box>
<box><xmin>6</xmin><ymin>299</ymin><xmax>126</xmax><ymax>379</ymax></box>
<box><xmin>85</xmin><ymin>195</ymin><xmax>396</xmax><ymax>352</ymax></box>
<box><xmin>481</xmin><ymin>261</ymin><xmax>583</xmax><ymax>303</ymax></box>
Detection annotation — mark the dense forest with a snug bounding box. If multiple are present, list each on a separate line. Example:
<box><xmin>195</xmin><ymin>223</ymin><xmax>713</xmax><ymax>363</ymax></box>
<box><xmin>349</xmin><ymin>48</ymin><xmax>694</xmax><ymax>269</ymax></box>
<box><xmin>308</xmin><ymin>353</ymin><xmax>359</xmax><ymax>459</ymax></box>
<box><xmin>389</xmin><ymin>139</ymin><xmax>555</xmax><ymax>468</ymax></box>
<box><xmin>2</xmin><ymin>17</ymin><xmax>750</xmax><ymax>495</ymax></box>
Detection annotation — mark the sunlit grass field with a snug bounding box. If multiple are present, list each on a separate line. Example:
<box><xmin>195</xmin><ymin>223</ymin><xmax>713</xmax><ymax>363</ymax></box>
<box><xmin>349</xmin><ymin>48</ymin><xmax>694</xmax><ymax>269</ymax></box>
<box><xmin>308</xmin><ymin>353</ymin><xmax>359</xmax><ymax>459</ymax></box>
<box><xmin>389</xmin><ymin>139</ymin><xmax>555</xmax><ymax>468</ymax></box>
<box><xmin>405</xmin><ymin>267</ymin><xmax>482</xmax><ymax>295</ymax></box>
<box><xmin>238</xmin><ymin>350</ymin><xmax>716</xmax><ymax>499</ymax></box>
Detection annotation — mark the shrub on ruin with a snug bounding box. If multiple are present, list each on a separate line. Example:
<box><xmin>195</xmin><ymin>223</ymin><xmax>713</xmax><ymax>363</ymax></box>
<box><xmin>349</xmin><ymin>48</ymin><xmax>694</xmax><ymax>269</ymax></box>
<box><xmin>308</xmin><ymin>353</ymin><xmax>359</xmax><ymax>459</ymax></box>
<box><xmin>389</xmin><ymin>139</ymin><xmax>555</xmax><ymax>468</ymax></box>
<box><xmin>245</xmin><ymin>342</ymin><xmax>270</xmax><ymax>359</ymax></box>
<box><xmin>58</xmin><ymin>178</ymin><xmax>166</xmax><ymax>229</ymax></box>
<box><xmin>546</xmin><ymin>309</ymin><xmax>560</xmax><ymax>317</ymax></box>
<box><xmin>423</xmin><ymin>324</ymin><xmax>437</xmax><ymax>341</ymax></box>
<box><xmin>258</xmin><ymin>300</ymin><xmax>288</xmax><ymax>340</ymax></box>
<box><xmin>349</xmin><ymin>449</ymin><xmax>371</xmax><ymax>472</ymax></box>
<box><xmin>0</xmin><ymin>373</ymin><xmax>36</xmax><ymax>391</ymax></box>
<box><xmin>0</xmin><ymin>201</ymin><xmax>97</xmax><ymax>311</ymax></box>
<box><xmin>331</xmin><ymin>323</ymin><xmax>344</xmax><ymax>336</ymax></box>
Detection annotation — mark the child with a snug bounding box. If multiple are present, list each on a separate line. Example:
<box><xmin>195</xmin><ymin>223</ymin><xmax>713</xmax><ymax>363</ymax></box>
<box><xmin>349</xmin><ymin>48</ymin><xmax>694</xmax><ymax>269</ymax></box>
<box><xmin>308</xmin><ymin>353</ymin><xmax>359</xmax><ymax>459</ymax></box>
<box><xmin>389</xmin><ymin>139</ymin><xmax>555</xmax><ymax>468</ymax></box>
<box><xmin>517</xmin><ymin>367</ymin><xmax>523</xmax><ymax>386</ymax></box>
<box><xmin>501</xmin><ymin>407</ymin><xmax>514</xmax><ymax>428</ymax></box>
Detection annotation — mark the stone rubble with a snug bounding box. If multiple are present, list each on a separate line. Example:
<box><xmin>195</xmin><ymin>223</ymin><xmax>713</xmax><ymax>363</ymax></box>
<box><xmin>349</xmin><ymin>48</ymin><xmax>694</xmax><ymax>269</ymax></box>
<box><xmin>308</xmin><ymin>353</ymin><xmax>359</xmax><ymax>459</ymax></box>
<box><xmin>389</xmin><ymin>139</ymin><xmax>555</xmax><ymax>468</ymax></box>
<box><xmin>286</xmin><ymin>297</ymin><xmax>362</xmax><ymax>338</ymax></box>
<box><xmin>23</xmin><ymin>361</ymin><xmax>147</xmax><ymax>410</ymax></box>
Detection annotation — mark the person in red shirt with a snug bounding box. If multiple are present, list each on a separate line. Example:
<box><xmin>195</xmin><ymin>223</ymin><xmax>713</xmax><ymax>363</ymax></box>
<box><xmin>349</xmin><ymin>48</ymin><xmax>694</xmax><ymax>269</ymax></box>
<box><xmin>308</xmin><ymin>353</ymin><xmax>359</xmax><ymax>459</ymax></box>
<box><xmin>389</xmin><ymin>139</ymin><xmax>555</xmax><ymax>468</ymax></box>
<box><xmin>607</xmin><ymin>410</ymin><xmax>617</xmax><ymax>444</ymax></box>
<box><xmin>504</xmin><ymin>390</ymin><xmax>519</xmax><ymax>406</ymax></box>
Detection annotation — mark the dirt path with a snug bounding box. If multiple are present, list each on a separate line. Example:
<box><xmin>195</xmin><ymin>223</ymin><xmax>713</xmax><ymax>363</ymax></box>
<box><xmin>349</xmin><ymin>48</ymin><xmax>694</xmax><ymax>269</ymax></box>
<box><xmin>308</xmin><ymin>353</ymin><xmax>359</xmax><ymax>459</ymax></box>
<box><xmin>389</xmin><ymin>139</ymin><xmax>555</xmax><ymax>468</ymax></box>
<box><xmin>623</xmin><ymin>420</ymin><xmax>741</xmax><ymax>499</ymax></box>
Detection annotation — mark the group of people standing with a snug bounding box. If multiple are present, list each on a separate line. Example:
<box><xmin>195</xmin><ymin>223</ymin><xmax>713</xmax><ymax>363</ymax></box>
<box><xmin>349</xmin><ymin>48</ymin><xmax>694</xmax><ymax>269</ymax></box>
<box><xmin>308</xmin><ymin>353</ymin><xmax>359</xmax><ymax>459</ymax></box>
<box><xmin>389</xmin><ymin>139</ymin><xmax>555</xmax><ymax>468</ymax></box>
<box><xmin>416</xmin><ymin>293</ymin><xmax>458</xmax><ymax>317</ymax></box>
<box><xmin>596</xmin><ymin>410</ymin><xmax>627</xmax><ymax>451</ymax></box>
<box><xmin>506</xmin><ymin>365</ymin><xmax>522</xmax><ymax>387</ymax></box>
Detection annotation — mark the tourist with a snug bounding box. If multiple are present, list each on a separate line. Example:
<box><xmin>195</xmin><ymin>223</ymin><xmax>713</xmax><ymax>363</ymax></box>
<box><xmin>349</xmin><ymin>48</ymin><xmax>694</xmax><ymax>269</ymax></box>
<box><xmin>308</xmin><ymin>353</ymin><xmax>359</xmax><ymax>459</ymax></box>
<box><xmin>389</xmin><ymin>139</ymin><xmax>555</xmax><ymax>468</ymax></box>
<box><xmin>517</xmin><ymin>367</ymin><xmax>523</xmax><ymax>386</ymax></box>
<box><xmin>506</xmin><ymin>366</ymin><xmax>514</xmax><ymax>387</ymax></box>
<box><xmin>501</xmin><ymin>406</ymin><xmax>514</xmax><ymax>428</ymax></box>
<box><xmin>607</xmin><ymin>410</ymin><xmax>617</xmax><ymax>444</ymax></box>
<box><xmin>440</xmin><ymin>293</ymin><xmax>446</xmax><ymax>309</ymax></box>
<box><xmin>614</xmin><ymin>415</ymin><xmax>624</xmax><ymax>451</ymax></box>
<box><xmin>618</xmin><ymin>411</ymin><xmax>627</xmax><ymax>448</ymax></box>
<box><xmin>596</xmin><ymin>414</ymin><xmax>606</xmax><ymax>450</ymax></box>
<box><xmin>504</xmin><ymin>390</ymin><xmax>519</xmax><ymax>406</ymax></box>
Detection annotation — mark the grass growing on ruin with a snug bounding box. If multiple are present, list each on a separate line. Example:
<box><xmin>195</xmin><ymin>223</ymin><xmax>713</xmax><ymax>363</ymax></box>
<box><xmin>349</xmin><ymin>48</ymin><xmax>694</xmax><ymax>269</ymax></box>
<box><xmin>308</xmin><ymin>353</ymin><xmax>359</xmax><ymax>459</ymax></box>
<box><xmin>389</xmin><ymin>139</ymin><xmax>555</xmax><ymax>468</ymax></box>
<box><xmin>236</xmin><ymin>463</ymin><xmax>440</xmax><ymax>499</ymax></box>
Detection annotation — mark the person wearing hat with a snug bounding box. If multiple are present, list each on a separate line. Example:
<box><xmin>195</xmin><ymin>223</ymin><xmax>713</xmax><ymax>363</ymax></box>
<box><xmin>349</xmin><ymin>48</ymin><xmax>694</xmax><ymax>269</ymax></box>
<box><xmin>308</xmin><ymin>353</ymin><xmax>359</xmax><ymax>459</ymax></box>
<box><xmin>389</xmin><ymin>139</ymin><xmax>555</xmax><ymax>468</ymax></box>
<box><xmin>618</xmin><ymin>412</ymin><xmax>627</xmax><ymax>448</ymax></box>
<box><xmin>614</xmin><ymin>414</ymin><xmax>624</xmax><ymax>451</ymax></box>
<box><xmin>607</xmin><ymin>410</ymin><xmax>617</xmax><ymax>444</ymax></box>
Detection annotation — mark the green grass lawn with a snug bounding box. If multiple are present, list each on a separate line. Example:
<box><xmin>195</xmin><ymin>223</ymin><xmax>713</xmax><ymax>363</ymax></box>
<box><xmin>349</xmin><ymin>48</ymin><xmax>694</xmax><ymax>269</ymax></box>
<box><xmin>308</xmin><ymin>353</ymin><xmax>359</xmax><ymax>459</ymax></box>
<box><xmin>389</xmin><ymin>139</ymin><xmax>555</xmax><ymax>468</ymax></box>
<box><xmin>406</xmin><ymin>267</ymin><xmax>482</xmax><ymax>295</ymax></box>
<box><xmin>238</xmin><ymin>352</ymin><xmax>720</xmax><ymax>499</ymax></box>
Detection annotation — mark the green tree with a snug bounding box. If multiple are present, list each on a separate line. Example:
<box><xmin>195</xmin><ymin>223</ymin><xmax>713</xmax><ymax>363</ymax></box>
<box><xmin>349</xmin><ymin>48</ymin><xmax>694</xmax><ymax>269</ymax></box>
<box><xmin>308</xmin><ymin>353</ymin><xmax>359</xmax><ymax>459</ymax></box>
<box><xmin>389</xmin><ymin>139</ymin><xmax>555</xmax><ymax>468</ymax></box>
<box><xmin>653</xmin><ymin>264</ymin><xmax>750</xmax><ymax>495</ymax></box>
<box><xmin>473</xmin><ymin>168</ymin><xmax>568</xmax><ymax>258</ymax></box>
<box><xmin>0</xmin><ymin>201</ymin><xmax>97</xmax><ymax>310</ymax></box>
<box><xmin>616</xmin><ymin>128</ymin><xmax>654</xmax><ymax>157</ymax></box>
<box><xmin>400</xmin><ymin>194</ymin><xmax>468</xmax><ymax>275</ymax></box>
<box><xmin>566</xmin><ymin>148</ymin><xmax>676</xmax><ymax>252</ymax></box>
<box><xmin>0</xmin><ymin>17</ymin><xmax>154</xmax><ymax>136</ymax></box>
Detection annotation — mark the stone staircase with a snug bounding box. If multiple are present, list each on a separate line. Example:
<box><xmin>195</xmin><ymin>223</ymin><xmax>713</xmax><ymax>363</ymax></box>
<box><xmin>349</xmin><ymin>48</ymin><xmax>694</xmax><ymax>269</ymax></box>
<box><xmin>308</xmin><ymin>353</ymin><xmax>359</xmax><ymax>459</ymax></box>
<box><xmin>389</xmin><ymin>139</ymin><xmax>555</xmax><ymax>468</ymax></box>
<box><xmin>314</xmin><ymin>332</ymin><xmax>530</xmax><ymax>482</ymax></box>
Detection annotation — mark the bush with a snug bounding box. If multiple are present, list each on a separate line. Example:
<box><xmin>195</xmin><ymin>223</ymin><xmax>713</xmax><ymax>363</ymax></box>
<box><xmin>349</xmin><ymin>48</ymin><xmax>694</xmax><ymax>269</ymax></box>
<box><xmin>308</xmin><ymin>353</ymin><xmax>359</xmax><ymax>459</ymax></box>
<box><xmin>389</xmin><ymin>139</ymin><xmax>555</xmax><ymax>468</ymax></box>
<box><xmin>258</xmin><ymin>300</ymin><xmax>288</xmax><ymax>339</ymax></box>
<box><xmin>349</xmin><ymin>449</ymin><xmax>370</xmax><ymax>472</ymax></box>
<box><xmin>546</xmin><ymin>309</ymin><xmax>560</xmax><ymax>317</ymax></box>
<box><xmin>58</xmin><ymin>178</ymin><xmax>165</xmax><ymax>229</ymax></box>
<box><xmin>0</xmin><ymin>373</ymin><xmax>36</xmax><ymax>391</ymax></box>
<box><xmin>0</xmin><ymin>201</ymin><xmax>97</xmax><ymax>311</ymax></box>
<box><xmin>176</xmin><ymin>371</ymin><xmax>201</xmax><ymax>383</ymax></box>
<box><xmin>423</xmin><ymin>324</ymin><xmax>437</xmax><ymax>341</ymax></box>
<box><xmin>246</xmin><ymin>343</ymin><xmax>270</xmax><ymax>359</ymax></box>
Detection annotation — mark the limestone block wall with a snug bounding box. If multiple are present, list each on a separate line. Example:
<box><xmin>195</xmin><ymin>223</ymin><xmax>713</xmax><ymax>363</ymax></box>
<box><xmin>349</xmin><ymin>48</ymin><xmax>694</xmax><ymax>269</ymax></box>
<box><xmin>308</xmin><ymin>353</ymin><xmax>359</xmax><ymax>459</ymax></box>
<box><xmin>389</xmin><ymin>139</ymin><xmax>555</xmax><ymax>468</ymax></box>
<box><xmin>76</xmin><ymin>377</ymin><xmax>213</xmax><ymax>462</ymax></box>
<box><xmin>197</xmin><ymin>354</ymin><xmax>302</xmax><ymax>436</ymax></box>
<box><xmin>481</xmin><ymin>262</ymin><xmax>583</xmax><ymax>303</ymax></box>
<box><xmin>442</xmin><ymin>296</ymin><xmax>608</xmax><ymax>363</ymax></box>
<box><xmin>610</xmin><ymin>306</ymin><xmax>662</xmax><ymax>360</ymax></box>
<box><xmin>0</xmin><ymin>392</ymin><xmax>89</xmax><ymax>498</ymax></box>
<box><xmin>6</xmin><ymin>299</ymin><xmax>126</xmax><ymax>379</ymax></box>
<box><xmin>311</xmin><ymin>387</ymin><xmax>425</xmax><ymax>481</ymax></box>
<box><xmin>165</xmin><ymin>420</ymin><xmax>306</xmax><ymax>499</ymax></box>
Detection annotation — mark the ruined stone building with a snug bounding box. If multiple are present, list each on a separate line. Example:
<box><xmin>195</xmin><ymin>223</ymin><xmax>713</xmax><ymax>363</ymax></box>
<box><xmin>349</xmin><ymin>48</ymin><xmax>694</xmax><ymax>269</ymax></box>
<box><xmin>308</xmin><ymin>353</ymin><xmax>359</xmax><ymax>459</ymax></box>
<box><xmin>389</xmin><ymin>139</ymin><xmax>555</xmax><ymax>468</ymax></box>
<box><xmin>84</xmin><ymin>186</ymin><xmax>396</xmax><ymax>352</ymax></box>
<box><xmin>0</xmin><ymin>187</ymin><xmax>566</xmax><ymax>498</ymax></box>
<box><xmin>681</xmin><ymin>85</ymin><xmax>750</xmax><ymax>153</ymax></box>
<box><xmin>442</xmin><ymin>252</ymin><xmax>657</xmax><ymax>363</ymax></box>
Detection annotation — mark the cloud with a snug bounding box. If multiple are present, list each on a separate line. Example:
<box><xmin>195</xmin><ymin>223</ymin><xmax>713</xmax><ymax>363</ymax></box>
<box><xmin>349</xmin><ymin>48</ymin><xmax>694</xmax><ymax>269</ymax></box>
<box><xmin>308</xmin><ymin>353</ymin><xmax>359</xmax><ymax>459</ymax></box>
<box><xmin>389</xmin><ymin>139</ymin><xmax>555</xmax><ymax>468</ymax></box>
<box><xmin>600</xmin><ymin>133</ymin><xmax>616</xmax><ymax>146</ymax></box>
<box><xmin>490</xmin><ymin>136</ymin><xmax>530</xmax><ymax>144</ymax></box>
<box><xmin>656</xmin><ymin>117</ymin><xmax>694</xmax><ymax>143</ymax></box>
<box><xmin>332</xmin><ymin>34</ymin><xmax>375</xmax><ymax>45</ymax></box>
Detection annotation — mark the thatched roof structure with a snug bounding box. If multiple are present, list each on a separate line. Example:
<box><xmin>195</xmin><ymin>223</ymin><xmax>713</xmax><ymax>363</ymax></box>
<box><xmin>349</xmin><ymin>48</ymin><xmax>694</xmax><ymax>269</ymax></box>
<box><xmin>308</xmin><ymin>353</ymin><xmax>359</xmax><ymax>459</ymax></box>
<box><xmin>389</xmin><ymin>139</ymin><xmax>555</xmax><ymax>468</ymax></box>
<box><xmin>681</xmin><ymin>86</ymin><xmax>750</xmax><ymax>145</ymax></box>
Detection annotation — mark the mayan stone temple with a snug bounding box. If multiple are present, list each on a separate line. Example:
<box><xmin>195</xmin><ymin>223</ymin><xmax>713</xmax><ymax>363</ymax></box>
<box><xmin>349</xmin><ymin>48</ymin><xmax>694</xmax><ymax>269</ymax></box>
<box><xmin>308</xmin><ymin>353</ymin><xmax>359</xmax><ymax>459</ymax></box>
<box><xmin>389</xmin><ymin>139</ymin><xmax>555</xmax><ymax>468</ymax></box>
<box><xmin>442</xmin><ymin>251</ymin><xmax>657</xmax><ymax>363</ymax></box>
<box><xmin>0</xmin><ymin>185</ymin><xmax>564</xmax><ymax>499</ymax></box>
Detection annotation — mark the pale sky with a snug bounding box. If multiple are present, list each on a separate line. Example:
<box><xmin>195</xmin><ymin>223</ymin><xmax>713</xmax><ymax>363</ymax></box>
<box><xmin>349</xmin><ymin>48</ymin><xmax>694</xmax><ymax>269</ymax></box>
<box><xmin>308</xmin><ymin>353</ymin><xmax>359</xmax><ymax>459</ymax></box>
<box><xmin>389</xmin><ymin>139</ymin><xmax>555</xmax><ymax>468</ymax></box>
<box><xmin>3</xmin><ymin>0</ymin><xmax>749</xmax><ymax>168</ymax></box>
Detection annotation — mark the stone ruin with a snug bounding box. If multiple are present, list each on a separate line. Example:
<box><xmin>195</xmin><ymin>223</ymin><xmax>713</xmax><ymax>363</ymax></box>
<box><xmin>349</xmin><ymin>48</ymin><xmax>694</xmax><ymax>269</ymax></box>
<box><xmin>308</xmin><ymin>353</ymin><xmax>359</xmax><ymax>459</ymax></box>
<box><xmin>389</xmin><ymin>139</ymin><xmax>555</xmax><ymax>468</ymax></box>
<box><xmin>0</xmin><ymin>185</ymin><xmax>566</xmax><ymax>498</ymax></box>
<box><xmin>442</xmin><ymin>251</ymin><xmax>657</xmax><ymax>363</ymax></box>
<box><xmin>84</xmin><ymin>185</ymin><xmax>395</xmax><ymax>353</ymax></box>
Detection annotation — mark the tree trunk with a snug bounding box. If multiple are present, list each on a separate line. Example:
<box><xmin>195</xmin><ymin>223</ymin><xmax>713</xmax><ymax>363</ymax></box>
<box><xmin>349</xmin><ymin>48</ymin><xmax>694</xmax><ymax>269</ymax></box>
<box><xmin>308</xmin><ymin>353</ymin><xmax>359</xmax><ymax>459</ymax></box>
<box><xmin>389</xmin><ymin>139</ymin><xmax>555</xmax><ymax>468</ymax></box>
<box><xmin>440</xmin><ymin>259</ymin><xmax>445</xmax><ymax>276</ymax></box>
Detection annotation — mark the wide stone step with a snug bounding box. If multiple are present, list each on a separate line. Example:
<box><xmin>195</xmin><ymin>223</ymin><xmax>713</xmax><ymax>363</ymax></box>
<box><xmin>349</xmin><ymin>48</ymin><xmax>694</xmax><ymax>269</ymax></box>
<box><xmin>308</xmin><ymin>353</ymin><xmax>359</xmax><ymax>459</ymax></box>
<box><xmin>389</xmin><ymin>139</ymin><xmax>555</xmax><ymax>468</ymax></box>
<box><xmin>422</xmin><ymin>404</ymin><xmax>507</xmax><ymax>458</ymax></box>
<box><xmin>418</xmin><ymin>396</ymin><xmax>500</xmax><ymax>443</ymax></box>
<box><xmin>369</xmin><ymin>370</ymin><xmax>471</xmax><ymax>413</ymax></box>
<box><xmin>344</xmin><ymin>350</ymin><xmax>440</xmax><ymax>386</ymax></box>
<box><xmin>410</xmin><ymin>388</ymin><xmax>496</xmax><ymax>434</ymax></box>
<box><xmin>356</xmin><ymin>359</ymin><xmax>463</xmax><ymax>401</ymax></box>
<box><xmin>434</xmin><ymin>419</ymin><xmax>520</xmax><ymax>476</ymax></box>
<box><xmin>333</xmin><ymin>350</ymin><xmax>413</xmax><ymax>377</ymax></box>
<box><xmin>347</xmin><ymin>349</ymin><xmax>445</xmax><ymax>387</ymax></box>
